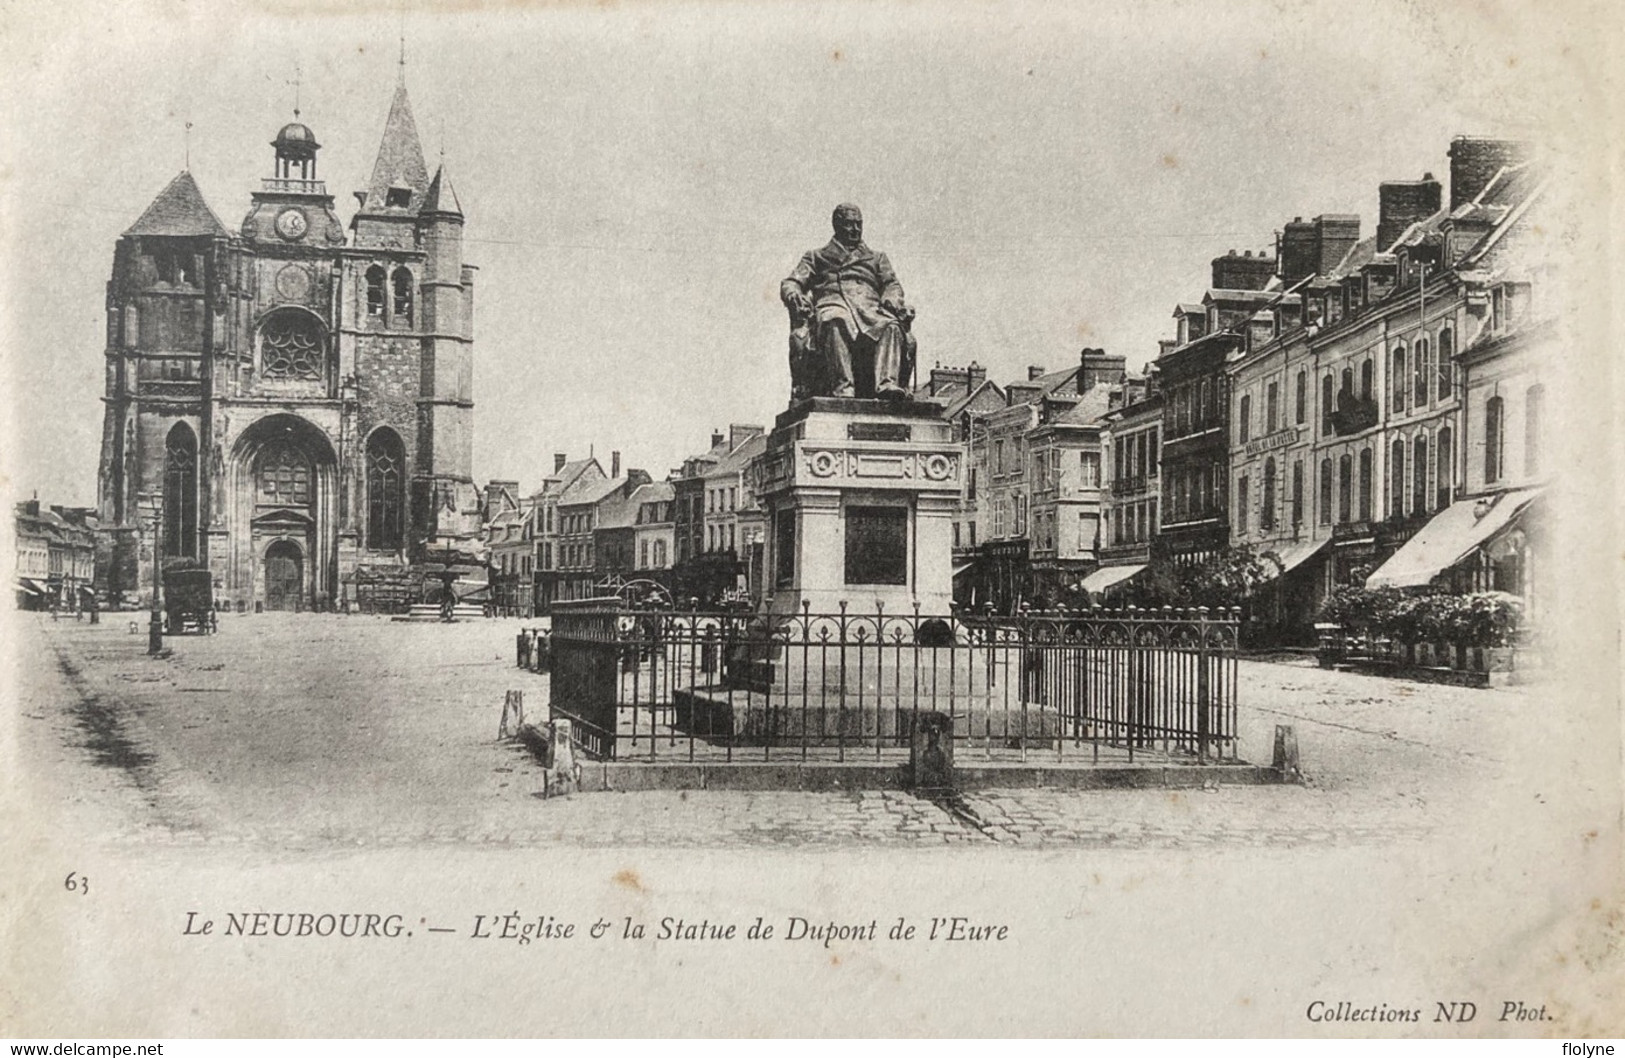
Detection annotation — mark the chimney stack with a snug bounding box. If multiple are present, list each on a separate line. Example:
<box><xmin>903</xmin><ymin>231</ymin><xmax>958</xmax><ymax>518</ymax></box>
<box><xmin>1279</xmin><ymin>215</ymin><xmax>1361</xmax><ymax>284</ymax></box>
<box><xmin>611</xmin><ymin>451</ymin><xmax>621</xmax><ymax>479</ymax></box>
<box><xmin>1211</xmin><ymin>249</ymin><xmax>1277</xmax><ymax>291</ymax></box>
<box><xmin>554</xmin><ymin>453</ymin><xmax>567</xmax><ymax>473</ymax></box>
<box><xmin>711</xmin><ymin>430</ymin><xmax>725</xmax><ymax>449</ymax></box>
<box><xmin>1027</xmin><ymin>365</ymin><xmax>1047</xmax><ymax>381</ymax></box>
<box><xmin>1448</xmin><ymin>136</ymin><xmax>1531</xmax><ymax>210</ymax></box>
<box><xmin>1378</xmin><ymin>174</ymin><xmax>1443</xmax><ymax>252</ymax></box>
<box><xmin>1078</xmin><ymin>348</ymin><xmax>1127</xmax><ymax>393</ymax></box>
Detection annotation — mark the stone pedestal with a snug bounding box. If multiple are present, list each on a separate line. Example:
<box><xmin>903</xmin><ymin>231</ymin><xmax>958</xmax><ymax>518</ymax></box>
<box><xmin>755</xmin><ymin>398</ymin><xmax>961</xmax><ymax>617</ymax></box>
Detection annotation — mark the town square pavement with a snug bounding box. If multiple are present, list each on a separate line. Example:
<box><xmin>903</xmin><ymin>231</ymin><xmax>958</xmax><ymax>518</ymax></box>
<box><xmin>7</xmin><ymin>610</ymin><xmax>1570</xmax><ymax>851</ymax></box>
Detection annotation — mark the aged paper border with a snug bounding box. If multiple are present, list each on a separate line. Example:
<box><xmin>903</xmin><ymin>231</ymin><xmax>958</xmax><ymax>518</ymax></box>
<box><xmin>1</xmin><ymin>0</ymin><xmax>1621</xmax><ymax>1038</ymax></box>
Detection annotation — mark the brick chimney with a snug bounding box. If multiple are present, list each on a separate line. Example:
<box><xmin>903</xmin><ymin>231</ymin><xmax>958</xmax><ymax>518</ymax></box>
<box><xmin>1210</xmin><ymin>249</ymin><xmax>1276</xmax><ymax>291</ymax></box>
<box><xmin>611</xmin><ymin>451</ymin><xmax>621</xmax><ymax>479</ymax></box>
<box><xmin>1448</xmin><ymin>136</ymin><xmax>1531</xmax><ymax>210</ymax></box>
<box><xmin>1279</xmin><ymin>215</ymin><xmax>1360</xmax><ymax>283</ymax></box>
<box><xmin>1378</xmin><ymin>174</ymin><xmax>1443</xmax><ymax>251</ymax></box>
<box><xmin>1027</xmin><ymin>365</ymin><xmax>1047</xmax><ymax>381</ymax></box>
<box><xmin>1078</xmin><ymin>348</ymin><xmax>1127</xmax><ymax>393</ymax></box>
<box><xmin>553</xmin><ymin>453</ymin><xmax>567</xmax><ymax>473</ymax></box>
<box><xmin>711</xmin><ymin>430</ymin><xmax>725</xmax><ymax>449</ymax></box>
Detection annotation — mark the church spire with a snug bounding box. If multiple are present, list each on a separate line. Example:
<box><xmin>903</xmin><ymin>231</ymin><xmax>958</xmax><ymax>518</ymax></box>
<box><xmin>358</xmin><ymin>80</ymin><xmax>429</xmax><ymax>214</ymax></box>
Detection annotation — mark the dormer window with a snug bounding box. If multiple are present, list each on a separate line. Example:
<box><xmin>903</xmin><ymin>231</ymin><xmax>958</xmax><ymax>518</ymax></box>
<box><xmin>385</xmin><ymin>185</ymin><xmax>413</xmax><ymax>209</ymax></box>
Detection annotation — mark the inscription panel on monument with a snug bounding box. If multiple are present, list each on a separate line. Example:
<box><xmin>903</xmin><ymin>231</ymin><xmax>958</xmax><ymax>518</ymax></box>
<box><xmin>847</xmin><ymin>422</ymin><xmax>912</xmax><ymax>442</ymax></box>
<box><xmin>844</xmin><ymin>505</ymin><xmax>908</xmax><ymax>586</ymax></box>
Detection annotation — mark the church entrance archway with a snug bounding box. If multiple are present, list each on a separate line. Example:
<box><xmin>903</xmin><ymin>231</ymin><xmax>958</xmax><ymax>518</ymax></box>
<box><xmin>264</xmin><ymin>541</ymin><xmax>304</xmax><ymax>611</ymax></box>
<box><xmin>226</xmin><ymin>413</ymin><xmax>339</xmax><ymax>613</ymax></box>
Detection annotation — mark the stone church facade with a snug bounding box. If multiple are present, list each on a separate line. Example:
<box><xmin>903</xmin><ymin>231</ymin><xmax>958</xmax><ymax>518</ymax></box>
<box><xmin>97</xmin><ymin>79</ymin><xmax>479</xmax><ymax>611</ymax></box>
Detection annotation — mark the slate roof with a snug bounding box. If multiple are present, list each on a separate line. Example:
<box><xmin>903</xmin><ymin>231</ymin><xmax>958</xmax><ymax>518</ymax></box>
<box><xmin>703</xmin><ymin>434</ymin><xmax>767</xmax><ymax>479</ymax></box>
<box><xmin>422</xmin><ymin>164</ymin><xmax>462</xmax><ymax>215</ymax></box>
<box><xmin>1049</xmin><ymin>385</ymin><xmax>1116</xmax><ymax>426</ymax></box>
<box><xmin>559</xmin><ymin>474</ymin><xmax>628</xmax><ymax>509</ymax></box>
<box><xmin>359</xmin><ymin>82</ymin><xmax>430</xmax><ymax>214</ymax></box>
<box><xmin>124</xmin><ymin>171</ymin><xmax>228</xmax><ymax>237</ymax></box>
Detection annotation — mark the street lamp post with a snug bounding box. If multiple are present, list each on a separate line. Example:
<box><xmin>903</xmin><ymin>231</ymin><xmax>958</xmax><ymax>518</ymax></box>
<box><xmin>148</xmin><ymin>506</ymin><xmax>164</xmax><ymax>655</ymax></box>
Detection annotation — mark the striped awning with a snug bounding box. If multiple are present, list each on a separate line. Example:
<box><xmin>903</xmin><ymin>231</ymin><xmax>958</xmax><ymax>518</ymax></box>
<box><xmin>1366</xmin><ymin>488</ymin><xmax>1541</xmax><ymax>589</ymax></box>
<box><xmin>1078</xmin><ymin>563</ymin><xmax>1147</xmax><ymax>596</ymax></box>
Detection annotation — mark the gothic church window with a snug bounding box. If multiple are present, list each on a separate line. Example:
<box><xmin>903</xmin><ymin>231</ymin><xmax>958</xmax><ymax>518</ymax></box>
<box><xmin>259</xmin><ymin>310</ymin><xmax>325</xmax><ymax>381</ymax></box>
<box><xmin>163</xmin><ymin>422</ymin><xmax>198</xmax><ymax>558</ymax></box>
<box><xmin>366</xmin><ymin>266</ymin><xmax>387</xmax><ymax>319</ymax></box>
<box><xmin>392</xmin><ymin>267</ymin><xmax>414</xmax><ymax>325</ymax></box>
<box><xmin>367</xmin><ymin>429</ymin><xmax>406</xmax><ymax>552</ymax></box>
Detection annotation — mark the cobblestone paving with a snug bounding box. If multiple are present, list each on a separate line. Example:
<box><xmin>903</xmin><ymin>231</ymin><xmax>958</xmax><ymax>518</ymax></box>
<box><xmin>11</xmin><ymin>613</ymin><xmax>1529</xmax><ymax>851</ymax></box>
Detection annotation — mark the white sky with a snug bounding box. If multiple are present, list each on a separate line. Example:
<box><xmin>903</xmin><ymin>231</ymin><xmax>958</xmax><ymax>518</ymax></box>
<box><xmin>0</xmin><ymin>0</ymin><xmax>1587</xmax><ymax>506</ymax></box>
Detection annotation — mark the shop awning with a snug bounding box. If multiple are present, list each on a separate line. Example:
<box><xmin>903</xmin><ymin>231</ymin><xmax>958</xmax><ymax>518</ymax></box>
<box><xmin>952</xmin><ymin>562</ymin><xmax>976</xmax><ymax>579</ymax></box>
<box><xmin>1078</xmin><ymin>563</ymin><xmax>1147</xmax><ymax>596</ymax></box>
<box><xmin>1260</xmin><ymin>538</ymin><xmax>1330</xmax><ymax>579</ymax></box>
<box><xmin>1366</xmin><ymin>488</ymin><xmax>1541</xmax><ymax>589</ymax></box>
<box><xmin>15</xmin><ymin>578</ymin><xmax>44</xmax><ymax>596</ymax></box>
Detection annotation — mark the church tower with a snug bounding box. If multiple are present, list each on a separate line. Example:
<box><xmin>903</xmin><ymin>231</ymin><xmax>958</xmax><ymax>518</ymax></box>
<box><xmin>97</xmin><ymin>74</ymin><xmax>478</xmax><ymax>612</ymax></box>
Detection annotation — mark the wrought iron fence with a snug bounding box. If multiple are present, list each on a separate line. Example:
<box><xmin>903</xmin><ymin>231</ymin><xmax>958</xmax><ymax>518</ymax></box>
<box><xmin>520</xmin><ymin>600</ymin><xmax>1240</xmax><ymax>765</ymax></box>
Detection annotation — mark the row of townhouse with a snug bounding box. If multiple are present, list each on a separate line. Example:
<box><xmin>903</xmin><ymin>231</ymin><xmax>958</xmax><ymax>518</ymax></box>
<box><xmin>480</xmin><ymin>424</ymin><xmax>770</xmax><ymax>614</ymax></box>
<box><xmin>13</xmin><ymin>500</ymin><xmax>102</xmax><ymax>611</ymax></box>
<box><xmin>1082</xmin><ymin>135</ymin><xmax>1549</xmax><ymax>644</ymax></box>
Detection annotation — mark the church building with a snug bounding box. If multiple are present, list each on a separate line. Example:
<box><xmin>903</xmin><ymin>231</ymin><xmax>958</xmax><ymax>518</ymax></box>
<box><xmin>97</xmin><ymin>76</ymin><xmax>479</xmax><ymax>611</ymax></box>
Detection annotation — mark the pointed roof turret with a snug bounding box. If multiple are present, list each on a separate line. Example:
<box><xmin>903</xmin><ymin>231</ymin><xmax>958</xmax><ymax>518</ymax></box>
<box><xmin>359</xmin><ymin>82</ymin><xmax>430</xmax><ymax>214</ymax></box>
<box><xmin>422</xmin><ymin>164</ymin><xmax>463</xmax><ymax>216</ymax></box>
<box><xmin>124</xmin><ymin>171</ymin><xmax>228</xmax><ymax>237</ymax></box>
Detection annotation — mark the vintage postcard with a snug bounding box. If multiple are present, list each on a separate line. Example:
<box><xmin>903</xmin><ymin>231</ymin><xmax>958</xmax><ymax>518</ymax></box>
<box><xmin>2</xmin><ymin>0</ymin><xmax>1620</xmax><ymax>1039</ymax></box>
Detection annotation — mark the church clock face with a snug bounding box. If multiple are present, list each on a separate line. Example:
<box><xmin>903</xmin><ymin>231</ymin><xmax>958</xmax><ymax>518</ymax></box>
<box><xmin>274</xmin><ymin>208</ymin><xmax>308</xmax><ymax>241</ymax></box>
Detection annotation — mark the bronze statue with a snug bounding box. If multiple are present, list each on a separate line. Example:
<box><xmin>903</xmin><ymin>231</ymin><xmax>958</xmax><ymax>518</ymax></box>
<box><xmin>781</xmin><ymin>204</ymin><xmax>917</xmax><ymax>401</ymax></box>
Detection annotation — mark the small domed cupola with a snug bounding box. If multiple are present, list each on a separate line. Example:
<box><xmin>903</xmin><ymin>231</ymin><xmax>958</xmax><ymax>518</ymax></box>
<box><xmin>271</xmin><ymin>121</ymin><xmax>321</xmax><ymax>181</ymax></box>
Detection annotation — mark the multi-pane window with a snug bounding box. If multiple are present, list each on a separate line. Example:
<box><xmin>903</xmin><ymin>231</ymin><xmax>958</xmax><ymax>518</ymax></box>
<box><xmin>1414</xmin><ymin>338</ymin><xmax>1430</xmax><ymax>406</ymax></box>
<box><xmin>1321</xmin><ymin>375</ymin><xmax>1335</xmax><ymax>432</ymax></box>
<box><xmin>367</xmin><ymin>428</ymin><xmax>405</xmax><ymax>551</ymax></box>
<box><xmin>1079</xmin><ymin>451</ymin><xmax>1101</xmax><ymax>488</ymax></box>
<box><xmin>1358</xmin><ymin>448</ymin><xmax>1373</xmax><ymax>523</ymax></box>
<box><xmin>1391</xmin><ymin>344</ymin><xmax>1407</xmax><ymax>413</ymax></box>
<box><xmin>1238</xmin><ymin>395</ymin><xmax>1251</xmax><ymax>444</ymax></box>
<box><xmin>1295</xmin><ymin>371</ymin><xmax>1307</xmax><ymax>425</ymax></box>
<box><xmin>1485</xmin><ymin>395</ymin><xmax>1505</xmax><ymax>483</ymax></box>
<box><xmin>1360</xmin><ymin>359</ymin><xmax>1374</xmax><ymax>401</ymax></box>
<box><xmin>1413</xmin><ymin>433</ymin><xmax>1430</xmax><ymax>514</ymax></box>
<box><xmin>1318</xmin><ymin>458</ymin><xmax>1333</xmax><ymax>526</ymax></box>
<box><xmin>1266</xmin><ymin>382</ymin><xmax>1279</xmax><ymax>434</ymax></box>
<box><xmin>1291</xmin><ymin>461</ymin><xmax>1305</xmax><ymax>527</ymax></box>
<box><xmin>1236</xmin><ymin>475</ymin><xmax>1249</xmax><ymax>534</ymax></box>
<box><xmin>1260</xmin><ymin>458</ymin><xmax>1276</xmax><ymax>530</ymax></box>
<box><xmin>1390</xmin><ymin>440</ymin><xmax>1406</xmax><ymax>517</ymax></box>
<box><xmin>1436</xmin><ymin>328</ymin><xmax>1455</xmax><ymax>398</ymax></box>
<box><xmin>1338</xmin><ymin>455</ymin><xmax>1352</xmax><ymax>524</ymax></box>
<box><xmin>1436</xmin><ymin>427</ymin><xmax>1454</xmax><ymax>511</ymax></box>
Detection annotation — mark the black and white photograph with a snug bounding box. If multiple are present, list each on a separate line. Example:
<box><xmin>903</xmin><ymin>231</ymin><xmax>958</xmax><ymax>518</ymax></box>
<box><xmin>2</xmin><ymin>0</ymin><xmax>1620</xmax><ymax>1041</ymax></box>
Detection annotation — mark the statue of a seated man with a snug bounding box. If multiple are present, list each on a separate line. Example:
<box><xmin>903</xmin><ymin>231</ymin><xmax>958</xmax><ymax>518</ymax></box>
<box><xmin>781</xmin><ymin>203</ymin><xmax>917</xmax><ymax>400</ymax></box>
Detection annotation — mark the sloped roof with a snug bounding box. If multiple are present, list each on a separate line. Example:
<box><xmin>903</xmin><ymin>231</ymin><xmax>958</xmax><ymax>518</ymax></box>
<box><xmin>359</xmin><ymin>82</ymin><xmax>430</xmax><ymax>214</ymax></box>
<box><xmin>595</xmin><ymin>491</ymin><xmax>641</xmax><ymax>530</ymax></box>
<box><xmin>124</xmin><ymin>171</ymin><xmax>228</xmax><ymax>237</ymax></box>
<box><xmin>704</xmin><ymin>433</ymin><xmax>767</xmax><ymax>479</ymax></box>
<box><xmin>530</xmin><ymin>458</ymin><xmax>600</xmax><ymax>500</ymax></box>
<box><xmin>1050</xmin><ymin>385</ymin><xmax>1116</xmax><ymax>426</ymax></box>
<box><xmin>560</xmin><ymin>474</ymin><xmax>628</xmax><ymax>508</ymax></box>
<box><xmin>630</xmin><ymin>481</ymin><xmax>676</xmax><ymax>505</ymax></box>
<box><xmin>941</xmin><ymin>379</ymin><xmax>1005</xmax><ymax>419</ymax></box>
<box><xmin>422</xmin><ymin>164</ymin><xmax>463</xmax><ymax>215</ymax></box>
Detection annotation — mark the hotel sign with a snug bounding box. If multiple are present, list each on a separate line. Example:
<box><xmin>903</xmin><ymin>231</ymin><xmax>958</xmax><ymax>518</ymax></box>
<box><xmin>1244</xmin><ymin>428</ymin><xmax>1301</xmax><ymax>457</ymax></box>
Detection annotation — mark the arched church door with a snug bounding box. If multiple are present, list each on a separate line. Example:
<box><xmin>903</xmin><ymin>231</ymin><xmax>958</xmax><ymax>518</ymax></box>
<box><xmin>264</xmin><ymin>541</ymin><xmax>304</xmax><ymax>611</ymax></box>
